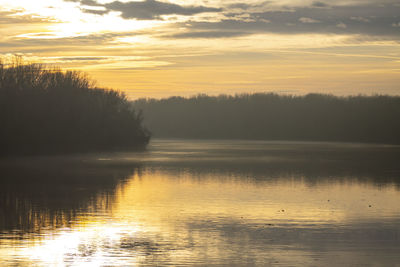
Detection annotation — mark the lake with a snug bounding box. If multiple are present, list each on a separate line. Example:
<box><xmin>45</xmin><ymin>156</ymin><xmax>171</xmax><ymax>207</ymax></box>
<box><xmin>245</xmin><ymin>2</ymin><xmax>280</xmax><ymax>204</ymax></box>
<box><xmin>1</xmin><ymin>139</ymin><xmax>400</xmax><ymax>266</ymax></box>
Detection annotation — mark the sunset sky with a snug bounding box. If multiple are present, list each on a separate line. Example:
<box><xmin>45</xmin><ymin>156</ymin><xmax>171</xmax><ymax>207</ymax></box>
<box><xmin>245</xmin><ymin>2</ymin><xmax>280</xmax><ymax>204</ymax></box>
<box><xmin>1</xmin><ymin>0</ymin><xmax>399</xmax><ymax>98</ymax></box>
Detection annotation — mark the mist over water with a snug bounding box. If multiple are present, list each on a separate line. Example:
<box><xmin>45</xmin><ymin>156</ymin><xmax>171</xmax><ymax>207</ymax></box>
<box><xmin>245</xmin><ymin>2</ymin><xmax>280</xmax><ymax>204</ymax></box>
<box><xmin>1</xmin><ymin>139</ymin><xmax>400</xmax><ymax>266</ymax></box>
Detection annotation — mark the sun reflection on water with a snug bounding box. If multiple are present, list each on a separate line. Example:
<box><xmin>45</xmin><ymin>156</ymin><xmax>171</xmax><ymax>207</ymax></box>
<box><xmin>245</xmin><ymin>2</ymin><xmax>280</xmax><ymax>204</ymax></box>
<box><xmin>1</xmin><ymin>140</ymin><xmax>400</xmax><ymax>266</ymax></box>
<box><xmin>2</xmin><ymin>169</ymin><xmax>398</xmax><ymax>266</ymax></box>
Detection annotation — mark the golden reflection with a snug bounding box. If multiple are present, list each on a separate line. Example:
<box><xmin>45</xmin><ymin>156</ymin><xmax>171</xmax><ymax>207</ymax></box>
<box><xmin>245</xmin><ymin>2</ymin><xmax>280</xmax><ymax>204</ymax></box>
<box><xmin>113</xmin><ymin>171</ymin><xmax>400</xmax><ymax>225</ymax></box>
<box><xmin>1</xmin><ymin>169</ymin><xmax>400</xmax><ymax>266</ymax></box>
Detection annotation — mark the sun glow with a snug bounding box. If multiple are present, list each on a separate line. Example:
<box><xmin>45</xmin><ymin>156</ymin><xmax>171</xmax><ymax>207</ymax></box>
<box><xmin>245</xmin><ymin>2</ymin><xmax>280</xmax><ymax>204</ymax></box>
<box><xmin>1</xmin><ymin>0</ymin><xmax>399</xmax><ymax>97</ymax></box>
<box><xmin>1</xmin><ymin>0</ymin><xmax>162</xmax><ymax>40</ymax></box>
<box><xmin>48</xmin><ymin>14</ymin><xmax>161</xmax><ymax>38</ymax></box>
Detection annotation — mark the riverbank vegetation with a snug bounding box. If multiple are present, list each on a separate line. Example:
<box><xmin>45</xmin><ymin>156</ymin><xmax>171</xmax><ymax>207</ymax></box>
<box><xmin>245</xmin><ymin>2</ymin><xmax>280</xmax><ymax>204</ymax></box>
<box><xmin>133</xmin><ymin>93</ymin><xmax>400</xmax><ymax>144</ymax></box>
<box><xmin>0</xmin><ymin>59</ymin><xmax>150</xmax><ymax>156</ymax></box>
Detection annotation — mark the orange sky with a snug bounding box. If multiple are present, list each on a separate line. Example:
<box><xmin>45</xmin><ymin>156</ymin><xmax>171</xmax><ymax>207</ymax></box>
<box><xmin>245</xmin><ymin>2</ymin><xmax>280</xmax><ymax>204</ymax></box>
<box><xmin>0</xmin><ymin>0</ymin><xmax>399</xmax><ymax>99</ymax></box>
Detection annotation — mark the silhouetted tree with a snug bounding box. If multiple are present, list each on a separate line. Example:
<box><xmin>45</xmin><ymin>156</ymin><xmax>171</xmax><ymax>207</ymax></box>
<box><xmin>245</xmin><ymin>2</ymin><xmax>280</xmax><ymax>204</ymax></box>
<box><xmin>0</xmin><ymin>59</ymin><xmax>150</xmax><ymax>155</ymax></box>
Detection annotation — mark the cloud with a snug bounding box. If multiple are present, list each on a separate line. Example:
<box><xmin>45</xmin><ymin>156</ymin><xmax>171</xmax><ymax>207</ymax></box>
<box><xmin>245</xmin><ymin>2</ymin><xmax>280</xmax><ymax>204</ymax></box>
<box><xmin>0</xmin><ymin>10</ymin><xmax>57</xmax><ymax>24</ymax></box>
<box><xmin>64</xmin><ymin>0</ymin><xmax>102</xmax><ymax>6</ymax></box>
<box><xmin>106</xmin><ymin>0</ymin><xmax>221</xmax><ymax>20</ymax></box>
<box><xmin>8</xmin><ymin>0</ymin><xmax>399</xmax><ymax>43</ymax></box>
<box><xmin>350</xmin><ymin>16</ymin><xmax>370</xmax><ymax>23</ymax></box>
<box><xmin>62</xmin><ymin>0</ymin><xmax>400</xmax><ymax>40</ymax></box>
<box><xmin>79</xmin><ymin>0</ymin><xmax>102</xmax><ymax>6</ymax></box>
<box><xmin>165</xmin><ymin>31</ymin><xmax>248</xmax><ymax>39</ymax></box>
<box><xmin>0</xmin><ymin>31</ymin><xmax>146</xmax><ymax>55</ymax></box>
<box><xmin>164</xmin><ymin>2</ymin><xmax>400</xmax><ymax>40</ymax></box>
<box><xmin>336</xmin><ymin>22</ymin><xmax>347</xmax><ymax>28</ymax></box>
<box><xmin>70</xmin><ymin>0</ymin><xmax>222</xmax><ymax>20</ymax></box>
<box><xmin>56</xmin><ymin>56</ymin><xmax>106</xmax><ymax>61</ymax></box>
<box><xmin>311</xmin><ymin>1</ymin><xmax>329</xmax><ymax>8</ymax></box>
<box><xmin>299</xmin><ymin>17</ymin><xmax>320</xmax><ymax>23</ymax></box>
<box><xmin>80</xmin><ymin>8</ymin><xmax>108</xmax><ymax>15</ymax></box>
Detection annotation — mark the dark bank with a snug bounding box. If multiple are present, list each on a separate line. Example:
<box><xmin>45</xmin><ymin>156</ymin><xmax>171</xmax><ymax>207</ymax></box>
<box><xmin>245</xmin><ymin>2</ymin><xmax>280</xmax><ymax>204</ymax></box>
<box><xmin>0</xmin><ymin>60</ymin><xmax>150</xmax><ymax>156</ymax></box>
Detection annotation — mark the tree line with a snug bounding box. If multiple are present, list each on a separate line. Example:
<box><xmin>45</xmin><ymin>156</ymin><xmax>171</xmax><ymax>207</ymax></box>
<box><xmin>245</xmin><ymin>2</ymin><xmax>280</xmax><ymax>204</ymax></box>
<box><xmin>133</xmin><ymin>93</ymin><xmax>400</xmax><ymax>144</ymax></box>
<box><xmin>0</xmin><ymin>59</ymin><xmax>150</xmax><ymax>156</ymax></box>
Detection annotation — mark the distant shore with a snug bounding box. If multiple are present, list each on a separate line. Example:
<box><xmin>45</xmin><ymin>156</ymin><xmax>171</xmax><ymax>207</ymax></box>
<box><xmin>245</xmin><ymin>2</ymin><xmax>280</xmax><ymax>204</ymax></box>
<box><xmin>133</xmin><ymin>93</ymin><xmax>400</xmax><ymax>145</ymax></box>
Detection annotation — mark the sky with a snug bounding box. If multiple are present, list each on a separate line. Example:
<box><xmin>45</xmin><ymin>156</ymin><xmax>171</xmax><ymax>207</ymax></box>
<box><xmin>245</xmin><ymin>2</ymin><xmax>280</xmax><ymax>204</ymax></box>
<box><xmin>0</xmin><ymin>0</ymin><xmax>399</xmax><ymax>99</ymax></box>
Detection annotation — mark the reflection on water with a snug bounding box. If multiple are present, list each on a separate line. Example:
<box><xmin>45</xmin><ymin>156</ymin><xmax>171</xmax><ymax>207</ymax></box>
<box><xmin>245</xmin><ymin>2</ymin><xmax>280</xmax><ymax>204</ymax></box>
<box><xmin>1</xmin><ymin>139</ymin><xmax>400</xmax><ymax>266</ymax></box>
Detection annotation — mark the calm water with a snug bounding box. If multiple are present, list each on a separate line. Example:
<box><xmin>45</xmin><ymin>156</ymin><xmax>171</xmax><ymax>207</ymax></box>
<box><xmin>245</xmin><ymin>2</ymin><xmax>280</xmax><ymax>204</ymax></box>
<box><xmin>1</xmin><ymin>139</ymin><xmax>400</xmax><ymax>266</ymax></box>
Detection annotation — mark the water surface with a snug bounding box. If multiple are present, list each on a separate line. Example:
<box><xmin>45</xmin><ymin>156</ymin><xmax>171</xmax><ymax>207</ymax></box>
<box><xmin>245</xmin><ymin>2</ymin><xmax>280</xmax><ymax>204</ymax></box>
<box><xmin>1</xmin><ymin>139</ymin><xmax>400</xmax><ymax>266</ymax></box>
